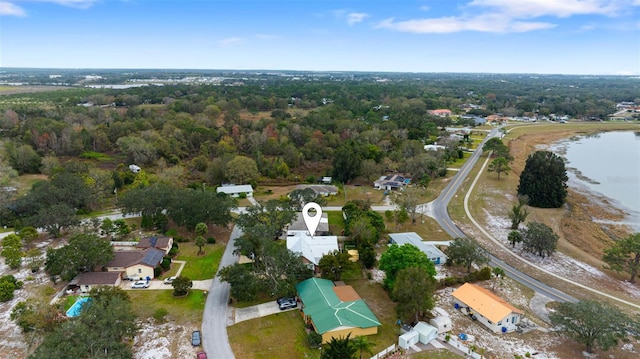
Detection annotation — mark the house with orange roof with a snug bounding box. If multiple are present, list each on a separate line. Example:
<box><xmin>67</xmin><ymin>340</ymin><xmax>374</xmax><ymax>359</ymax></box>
<box><xmin>429</xmin><ymin>109</ymin><xmax>452</xmax><ymax>117</ymax></box>
<box><xmin>451</xmin><ymin>283</ymin><xmax>523</xmax><ymax>333</ymax></box>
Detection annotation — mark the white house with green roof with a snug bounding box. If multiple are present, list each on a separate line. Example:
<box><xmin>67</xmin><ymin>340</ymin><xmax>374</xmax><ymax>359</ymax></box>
<box><xmin>296</xmin><ymin>278</ymin><xmax>381</xmax><ymax>343</ymax></box>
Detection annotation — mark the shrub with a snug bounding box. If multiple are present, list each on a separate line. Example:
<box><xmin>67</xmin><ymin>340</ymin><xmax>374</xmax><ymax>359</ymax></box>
<box><xmin>154</xmin><ymin>267</ymin><xmax>162</xmax><ymax>278</ymax></box>
<box><xmin>42</xmin><ymin>286</ymin><xmax>56</xmax><ymax>296</ymax></box>
<box><xmin>165</xmin><ymin>229</ymin><xmax>178</xmax><ymax>237</ymax></box>
<box><xmin>153</xmin><ymin>308</ymin><xmax>169</xmax><ymax>323</ymax></box>
<box><xmin>206</xmin><ymin>237</ymin><xmax>216</xmax><ymax>244</ymax></box>
<box><xmin>161</xmin><ymin>257</ymin><xmax>171</xmax><ymax>271</ymax></box>
<box><xmin>307</xmin><ymin>331</ymin><xmax>322</xmax><ymax>348</ymax></box>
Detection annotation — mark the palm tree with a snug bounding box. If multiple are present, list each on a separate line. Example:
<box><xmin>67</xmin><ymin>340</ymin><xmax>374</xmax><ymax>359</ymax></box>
<box><xmin>195</xmin><ymin>236</ymin><xmax>205</xmax><ymax>255</ymax></box>
<box><xmin>351</xmin><ymin>335</ymin><xmax>375</xmax><ymax>359</ymax></box>
<box><xmin>195</xmin><ymin>222</ymin><xmax>208</xmax><ymax>255</ymax></box>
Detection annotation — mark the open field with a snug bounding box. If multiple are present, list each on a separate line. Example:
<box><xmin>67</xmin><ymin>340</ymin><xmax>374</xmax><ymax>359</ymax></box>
<box><xmin>0</xmin><ymin>86</ymin><xmax>72</xmax><ymax>95</ymax></box>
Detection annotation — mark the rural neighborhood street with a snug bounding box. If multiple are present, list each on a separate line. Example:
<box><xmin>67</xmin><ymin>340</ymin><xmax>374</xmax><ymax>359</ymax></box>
<box><xmin>201</xmin><ymin>225</ymin><xmax>241</xmax><ymax>359</ymax></box>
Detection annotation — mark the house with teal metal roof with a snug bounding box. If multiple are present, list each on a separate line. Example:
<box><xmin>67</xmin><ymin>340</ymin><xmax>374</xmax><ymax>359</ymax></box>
<box><xmin>296</xmin><ymin>278</ymin><xmax>381</xmax><ymax>343</ymax></box>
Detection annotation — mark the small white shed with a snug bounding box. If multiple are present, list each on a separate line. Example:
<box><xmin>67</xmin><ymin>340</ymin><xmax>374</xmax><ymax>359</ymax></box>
<box><xmin>413</xmin><ymin>321</ymin><xmax>438</xmax><ymax>344</ymax></box>
<box><xmin>429</xmin><ymin>316</ymin><xmax>452</xmax><ymax>334</ymax></box>
<box><xmin>398</xmin><ymin>330</ymin><xmax>419</xmax><ymax>350</ymax></box>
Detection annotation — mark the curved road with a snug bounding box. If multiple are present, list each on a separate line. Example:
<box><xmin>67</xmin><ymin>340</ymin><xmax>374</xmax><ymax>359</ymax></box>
<box><xmin>201</xmin><ymin>226</ymin><xmax>241</xmax><ymax>359</ymax></box>
<box><xmin>429</xmin><ymin>127</ymin><xmax>578</xmax><ymax>303</ymax></box>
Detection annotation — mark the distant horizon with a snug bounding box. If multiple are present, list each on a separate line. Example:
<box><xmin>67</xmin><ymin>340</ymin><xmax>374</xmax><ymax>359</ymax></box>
<box><xmin>1</xmin><ymin>1</ymin><xmax>639</xmax><ymax>75</ymax></box>
<box><xmin>2</xmin><ymin>66</ymin><xmax>639</xmax><ymax>78</ymax></box>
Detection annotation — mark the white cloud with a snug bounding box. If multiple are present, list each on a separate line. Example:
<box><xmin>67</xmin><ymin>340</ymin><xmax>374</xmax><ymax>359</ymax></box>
<box><xmin>376</xmin><ymin>0</ymin><xmax>636</xmax><ymax>34</ymax></box>
<box><xmin>332</xmin><ymin>9</ymin><xmax>368</xmax><ymax>25</ymax></box>
<box><xmin>377</xmin><ymin>13</ymin><xmax>555</xmax><ymax>34</ymax></box>
<box><xmin>218</xmin><ymin>37</ymin><xmax>243</xmax><ymax>47</ymax></box>
<box><xmin>0</xmin><ymin>2</ymin><xmax>26</xmax><ymax>16</ymax></box>
<box><xmin>468</xmin><ymin>0</ymin><xmax>628</xmax><ymax>18</ymax></box>
<box><xmin>0</xmin><ymin>0</ymin><xmax>97</xmax><ymax>16</ymax></box>
<box><xmin>346</xmin><ymin>12</ymin><xmax>368</xmax><ymax>25</ymax></box>
<box><xmin>420</xmin><ymin>5</ymin><xmax>430</xmax><ymax>11</ymax></box>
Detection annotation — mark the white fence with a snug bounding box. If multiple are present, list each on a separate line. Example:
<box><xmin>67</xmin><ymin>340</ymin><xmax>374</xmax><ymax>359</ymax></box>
<box><xmin>445</xmin><ymin>337</ymin><xmax>483</xmax><ymax>359</ymax></box>
<box><xmin>370</xmin><ymin>344</ymin><xmax>397</xmax><ymax>359</ymax></box>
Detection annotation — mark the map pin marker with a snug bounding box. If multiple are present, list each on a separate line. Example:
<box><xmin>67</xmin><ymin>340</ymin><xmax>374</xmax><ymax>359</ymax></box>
<box><xmin>302</xmin><ymin>202</ymin><xmax>322</xmax><ymax>238</ymax></box>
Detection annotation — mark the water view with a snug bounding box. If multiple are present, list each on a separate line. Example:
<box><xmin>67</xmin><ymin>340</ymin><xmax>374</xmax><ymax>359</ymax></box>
<box><xmin>550</xmin><ymin>131</ymin><xmax>640</xmax><ymax>230</ymax></box>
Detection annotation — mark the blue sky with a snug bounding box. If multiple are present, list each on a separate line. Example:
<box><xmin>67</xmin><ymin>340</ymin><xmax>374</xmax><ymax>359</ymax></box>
<box><xmin>1</xmin><ymin>0</ymin><xmax>639</xmax><ymax>74</ymax></box>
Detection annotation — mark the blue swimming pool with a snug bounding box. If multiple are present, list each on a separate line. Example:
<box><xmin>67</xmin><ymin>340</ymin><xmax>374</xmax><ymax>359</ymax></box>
<box><xmin>66</xmin><ymin>296</ymin><xmax>92</xmax><ymax>317</ymax></box>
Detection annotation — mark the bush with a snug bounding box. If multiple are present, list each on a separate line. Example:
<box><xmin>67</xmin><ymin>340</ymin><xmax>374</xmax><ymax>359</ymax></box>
<box><xmin>153</xmin><ymin>308</ymin><xmax>169</xmax><ymax>323</ymax></box>
<box><xmin>165</xmin><ymin>229</ymin><xmax>178</xmax><ymax>237</ymax></box>
<box><xmin>0</xmin><ymin>275</ymin><xmax>22</xmax><ymax>302</ymax></box>
<box><xmin>154</xmin><ymin>267</ymin><xmax>162</xmax><ymax>278</ymax></box>
<box><xmin>206</xmin><ymin>237</ymin><xmax>216</xmax><ymax>244</ymax></box>
<box><xmin>175</xmin><ymin>235</ymin><xmax>189</xmax><ymax>243</ymax></box>
<box><xmin>161</xmin><ymin>257</ymin><xmax>171</xmax><ymax>271</ymax></box>
<box><xmin>307</xmin><ymin>331</ymin><xmax>322</xmax><ymax>348</ymax></box>
<box><xmin>169</xmin><ymin>247</ymin><xmax>179</xmax><ymax>257</ymax></box>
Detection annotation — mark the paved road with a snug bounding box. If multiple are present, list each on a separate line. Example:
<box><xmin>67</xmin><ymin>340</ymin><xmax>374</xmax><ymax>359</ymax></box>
<box><xmin>201</xmin><ymin>225</ymin><xmax>241</xmax><ymax>359</ymax></box>
<box><xmin>428</xmin><ymin>127</ymin><xmax>578</xmax><ymax>303</ymax></box>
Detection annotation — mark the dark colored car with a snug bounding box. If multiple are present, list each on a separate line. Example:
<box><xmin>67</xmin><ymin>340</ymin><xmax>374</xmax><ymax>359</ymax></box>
<box><xmin>278</xmin><ymin>299</ymin><xmax>297</xmax><ymax>310</ymax></box>
<box><xmin>277</xmin><ymin>296</ymin><xmax>295</xmax><ymax>305</ymax></box>
<box><xmin>196</xmin><ymin>352</ymin><xmax>207</xmax><ymax>359</ymax></box>
<box><xmin>191</xmin><ymin>330</ymin><xmax>201</xmax><ymax>346</ymax></box>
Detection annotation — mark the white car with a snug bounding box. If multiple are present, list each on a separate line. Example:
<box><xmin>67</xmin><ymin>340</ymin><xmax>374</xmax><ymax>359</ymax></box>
<box><xmin>163</xmin><ymin>276</ymin><xmax>176</xmax><ymax>285</ymax></box>
<box><xmin>131</xmin><ymin>280</ymin><xmax>149</xmax><ymax>289</ymax></box>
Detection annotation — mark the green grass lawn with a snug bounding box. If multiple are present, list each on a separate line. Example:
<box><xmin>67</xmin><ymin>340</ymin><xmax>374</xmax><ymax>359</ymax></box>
<box><xmin>326</xmin><ymin>210</ymin><xmax>345</xmax><ymax>235</ymax></box>
<box><xmin>63</xmin><ymin>295</ymin><xmax>81</xmax><ymax>311</ymax></box>
<box><xmin>175</xmin><ymin>242</ymin><xmax>225</xmax><ymax>280</ymax></box>
<box><xmin>127</xmin><ymin>289</ymin><xmax>206</xmax><ymax>323</ymax></box>
<box><xmin>228</xmin><ymin>310</ymin><xmax>318</xmax><ymax>359</ymax></box>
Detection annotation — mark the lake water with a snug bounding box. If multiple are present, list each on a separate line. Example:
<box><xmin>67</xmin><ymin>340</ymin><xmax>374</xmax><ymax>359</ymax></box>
<box><xmin>549</xmin><ymin>131</ymin><xmax>640</xmax><ymax>231</ymax></box>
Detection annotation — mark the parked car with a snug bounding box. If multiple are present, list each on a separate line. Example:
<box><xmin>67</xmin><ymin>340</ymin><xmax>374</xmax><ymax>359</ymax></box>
<box><xmin>196</xmin><ymin>352</ymin><xmax>207</xmax><ymax>359</ymax></box>
<box><xmin>191</xmin><ymin>330</ymin><xmax>202</xmax><ymax>346</ymax></box>
<box><xmin>277</xmin><ymin>296</ymin><xmax>295</xmax><ymax>305</ymax></box>
<box><xmin>163</xmin><ymin>276</ymin><xmax>176</xmax><ymax>284</ymax></box>
<box><xmin>131</xmin><ymin>281</ymin><xmax>149</xmax><ymax>289</ymax></box>
<box><xmin>278</xmin><ymin>298</ymin><xmax>297</xmax><ymax>310</ymax></box>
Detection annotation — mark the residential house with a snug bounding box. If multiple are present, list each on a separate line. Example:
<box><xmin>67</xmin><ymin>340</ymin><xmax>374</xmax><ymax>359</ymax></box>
<box><xmin>73</xmin><ymin>271</ymin><xmax>122</xmax><ymax>293</ymax></box>
<box><xmin>373</xmin><ymin>174</ymin><xmax>410</xmax><ymax>191</ymax></box>
<box><xmin>296</xmin><ymin>278</ymin><xmax>381</xmax><ymax>343</ymax></box>
<box><xmin>136</xmin><ymin>236</ymin><xmax>174</xmax><ymax>255</ymax></box>
<box><xmin>294</xmin><ymin>184</ymin><xmax>338</xmax><ymax>197</ymax></box>
<box><xmin>106</xmin><ymin>248</ymin><xmax>165</xmax><ymax>281</ymax></box>
<box><xmin>321</xmin><ymin>176</ymin><xmax>332</xmax><ymax>184</ymax></box>
<box><xmin>287</xmin><ymin>213</ymin><xmax>330</xmax><ymax>235</ymax></box>
<box><xmin>424</xmin><ymin>144</ymin><xmax>446</xmax><ymax>151</ymax></box>
<box><xmin>286</xmin><ymin>230</ymin><xmax>338</xmax><ymax>272</ymax></box>
<box><xmin>451</xmin><ymin>283</ymin><xmax>523</xmax><ymax>333</ymax></box>
<box><xmin>216</xmin><ymin>184</ymin><xmax>254</xmax><ymax>197</ymax></box>
<box><xmin>389</xmin><ymin>232</ymin><xmax>447</xmax><ymax>265</ymax></box>
<box><xmin>429</xmin><ymin>109</ymin><xmax>452</xmax><ymax>117</ymax></box>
